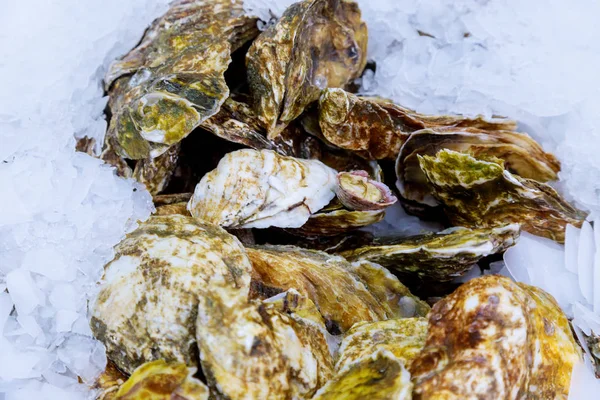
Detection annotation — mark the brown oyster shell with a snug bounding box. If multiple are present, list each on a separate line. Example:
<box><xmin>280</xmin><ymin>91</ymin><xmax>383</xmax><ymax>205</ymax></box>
<box><xmin>94</xmin><ymin>361</ymin><xmax>128</xmax><ymax>400</ymax></box>
<box><xmin>247</xmin><ymin>245</ymin><xmax>425</xmax><ymax>334</ymax></box>
<box><xmin>318</xmin><ymin>88</ymin><xmax>517</xmax><ymax>160</ymax></box>
<box><xmin>132</xmin><ymin>143</ymin><xmax>180</xmax><ymax>195</ymax></box>
<box><xmin>187</xmin><ymin>149</ymin><xmax>337</xmax><ymax>229</ymax></box>
<box><xmin>418</xmin><ymin>149</ymin><xmax>586</xmax><ymax>242</ymax></box>
<box><xmin>410</xmin><ymin>275</ymin><xmax>581</xmax><ymax>399</ymax></box>
<box><xmin>339</xmin><ymin>224</ymin><xmax>520</xmax><ymax>282</ymax></box>
<box><xmin>396</xmin><ymin>128</ymin><xmax>561</xmax><ymax>209</ymax></box>
<box><xmin>246</xmin><ymin>0</ymin><xmax>368</xmax><ymax>138</ymax></box>
<box><xmin>335</xmin><ymin>170</ymin><xmax>397</xmax><ymax>211</ymax></box>
<box><xmin>90</xmin><ymin>215</ymin><xmax>252</xmax><ymax>374</ymax></box>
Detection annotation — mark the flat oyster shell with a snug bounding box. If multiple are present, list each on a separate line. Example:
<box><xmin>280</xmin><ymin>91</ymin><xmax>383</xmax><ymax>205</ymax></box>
<box><xmin>247</xmin><ymin>245</ymin><xmax>424</xmax><ymax>333</ymax></box>
<box><xmin>114</xmin><ymin>360</ymin><xmax>209</xmax><ymax>400</ymax></box>
<box><xmin>196</xmin><ymin>285</ymin><xmax>333</xmax><ymax>399</ymax></box>
<box><xmin>339</xmin><ymin>224</ymin><xmax>520</xmax><ymax>282</ymax></box>
<box><xmin>318</xmin><ymin>89</ymin><xmax>517</xmax><ymax>160</ymax></box>
<box><xmin>312</xmin><ymin>349</ymin><xmax>413</xmax><ymax>400</ymax></box>
<box><xmin>105</xmin><ymin>0</ymin><xmax>259</xmax><ymax>160</ymax></box>
<box><xmin>419</xmin><ymin>149</ymin><xmax>586</xmax><ymax>242</ymax></box>
<box><xmin>410</xmin><ymin>275</ymin><xmax>581</xmax><ymax>399</ymax></box>
<box><xmin>90</xmin><ymin>215</ymin><xmax>252</xmax><ymax>373</ymax></box>
<box><xmin>246</xmin><ymin>0</ymin><xmax>367</xmax><ymax>138</ymax></box>
<box><xmin>187</xmin><ymin>149</ymin><xmax>337</xmax><ymax>228</ymax></box>
<box><xmin>396</xmin><ymin>128</ymin><xmax>560</xmax><ymax>208</ymax></box>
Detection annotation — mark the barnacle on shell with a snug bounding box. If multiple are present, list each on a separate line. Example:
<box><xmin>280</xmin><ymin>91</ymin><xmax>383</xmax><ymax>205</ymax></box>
<box><xmin>418</xmin><ymin>149</ymin><xmax>586</xmax><ymax>242</ymax></box>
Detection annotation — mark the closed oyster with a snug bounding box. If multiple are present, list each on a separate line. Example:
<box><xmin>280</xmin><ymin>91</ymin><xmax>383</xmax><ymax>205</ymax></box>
<box><xmin>335</xmin><ymin>170</ymin><xmax>397</xmax><ymax>211</ymax></box>
<box><xmin>196</xmin><ymin>285</ymin><xmax>333</xmax><ymax>399</ymax></box>
<box><xmin>418</xmin><ymin>149</ymin><xmax>586</xmax><ymax>242</ymax></box>
<box><xmin>187</xmin><ymin>149</ymin><xmax>337</xmax><ymax>228</ymax></box>
<box><xmin>114</xmin><ymin>360</ymin><xmax>209</xmax><ymax>400</ymax></box>
<box><xmin>318</xmin><ymin>89</ymin><xmax>517</xmax><ymax>160</ymax></box>
<box><xmin>339</xmin><ymin>224</ymin><xmax>519</xmax><ymax>282</ymax></box>
<box><xmin>132</xmin><ymin>143</ymin><xmax>180</xmax><ymax>195</ymax></box>
<box><xmin>90</xmin><ymin>215</ymin><xmax>252</xmax><ymax>373</ymax></box>
<box><xmin>396</xmin><ymin>128</ymin><xmax>560</xmax><ymax>209</ymax></box>
<box><xmin>247</xmin><ymin>245</ymin><xmax>425</xmax><ymax>333</ymax></box>
<box><xmin>312</xmin><ymin>350</ymin><xmax>413</xmax><ymax>400</ymax></box>
<box><xmin>410</xmin><ymin>275</ymin><xmax>581</xmax><ymax>399</ymax></box>
<box><xmin>106</xmin><ymin>0</ymin><xmax>259</xmax><ymax>160</ymax></box>
<box><xmin>246</xmin><ymin>0</ymin><xmax>368</xmax><ymax>138</ymax></box>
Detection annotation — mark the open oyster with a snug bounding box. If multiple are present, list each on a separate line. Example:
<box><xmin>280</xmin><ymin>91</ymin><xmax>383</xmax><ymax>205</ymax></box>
<box><xmin>187</xmin><ymin>149</ymin><xmax>337</xmax><ymax>228</ymax></box>
<box><xmin>90</xmin><ymin>215</ymin><xmax>252</xmax><ymax>373</ymax></box>
<box><xmin>318</xmin><ymin>89</ymin><xmax>517</xmax><ymax>160</ymax></box>
<box><xmin>339</xmin><ymin>224</ymin><xmax>519</xmax><ymax>282</ymax></box>
<box><xmin>105</xmin><ymin>0</ymin><xmax>259</xmax><ymax>160</ymax></box>
<box><xmin>396</xmin><ymin>128</ymin><xmax>560</xmax><ymax>209</ymax></box>
<box><xmin>196</xmin><ymin>285</ymin><xmax>333</xmax><ymax>399</ymax></box>
<box><xmin>246</xmin><ymin>0</ymin><xmax>368</xmax><ymax>138</ymax></box>
<box><xmin>419</xmin><ymin>149</ymin><xmax>586</xmax><ymax>242</ymax></box>
<box><xmin>247</xmin><ymin>245</ymin><xmax>427</xmax><ymax>333</ymax></box>
<box><xmin>113</xmin><ymin>360</ymin><xmax>209</xmax><ymax>400</ymax></box>
<box><xmin>410</xmin><ymin>275</ymin><xmax>581</xmax><ymax>399</ymax></box>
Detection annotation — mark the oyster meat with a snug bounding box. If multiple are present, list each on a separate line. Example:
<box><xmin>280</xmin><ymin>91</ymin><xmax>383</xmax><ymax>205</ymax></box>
<box><xmin>90</xmin><ymin>215</ymin><xmax>252</xmax><ymax>373</ymax></box>
<box><xmin>340</xmin><ymin>224</ymin><xmax>520</xmax><ymax>282</ymax></box>
<box><xmin>419</xmin><ymin>149</ymin><xmax>586</xmax><ymax>242</ymax></box>
<box><xmin>187</xmin><ymin>149</ymin><xmax>337</xmax><ymax>229</ymax></box>
<box><xmin>410</xmin><ymin>275</ymin><xmax>581</xmax><ymax>399</ymax></box>
<box><xmin>247</xmin><ymin>0</ymin><xmax>368</xmax><ymax>138</ymax></box>
<box><xmin>247</xmin><ymin>245</ymin><xmax>426</xmax><ymax>333</ymax></box>
<box><xmin>396</xmin><ymin>128</ymin><xmax>560</xmax><ymax>209</ymax></box>
<box><xmin>113</xmin><ymin>360</ymin><xmax>209</xmax><ymax>400</ymax></box>
<box><xmin>318</xmin><ymin>88</ymin><xmax>517</xmax><ymax>160</ymax></box>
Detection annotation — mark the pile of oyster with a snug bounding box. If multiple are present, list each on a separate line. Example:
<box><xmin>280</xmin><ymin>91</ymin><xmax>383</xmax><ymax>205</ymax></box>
<box><xmin>82</xmin><ymin>0</ymin><xmax>589</xmax><ymax>398</ymax></box>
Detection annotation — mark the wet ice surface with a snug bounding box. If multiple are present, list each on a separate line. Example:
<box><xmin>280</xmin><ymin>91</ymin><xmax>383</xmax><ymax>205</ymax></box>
<box><xmin>1</xmin><ymin>0</ymin><xmax>600</xmax><ymax>398</ymax></box>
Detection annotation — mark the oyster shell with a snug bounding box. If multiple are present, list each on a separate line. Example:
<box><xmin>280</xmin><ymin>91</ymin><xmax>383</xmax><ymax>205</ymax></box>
<box><xmin>196</xmin><ymin>285</ymin><xmax>333</xmax><ymax>399</ymax></box>
<box><xmin>132</xmin><ymin>143</ymin><xmax>180</xmax><ymax>195</ymax></box>
<box><xmin>419</xmin><ymin>149</ymin><xmax>586</xmax><ymax>242</ymax></box>
<box><xmin>187</xmin><ymin>149</ymin><xmax>337</xmax><ymax>229</ymax></box>
<box><xmin>247</xmin><ymin>245</ymin><xmax>425</xmax><ymax>333</ymax></box>
<box><xmin>410</xmin><ymin>275</ymin><xmax>581</xmax><ymax>399</ymax></box>
<box><xmin>312</xmin><ymin>349</ymin><xmax>413</xmax><ymax>400</ymax></box>
<box><xmin>106</xmin><ymin>0</ymin><xmax>259</xmax><ymax>160</ymax></box>
<box><xmin>339</xmin><ymin>224</ymin><xmax>520</xmax><ymax>282</ymax></box>
<box><xmin>396</xmin><ymin>128</ymin><xmax>561</xmax><ymax>209</ymax></box>
<box><xmin>113</xmin><ymin>360</ymin><xmax>209</xmax><ymax>400</ymax></box>
<box><xmin>94</xmin><ymin>361</ymin><xmax>127</xmax><ymax>400</ymax></box>
<box><xmin>335</xmin><ymin>170</ymin><xmax>397</xmax><ymax>211</ymax></box>
<box><xmin>246</xmin><ymin>0</ymin><xmax>368</xmax><ymax>138</ymax></box>
<box><xmin>318</xmin><ymin>89</ymin><xmax>517</xmax><ymax>160</ymax></box>
<box><xmin>90</xmin><ymin>215</ymin><xmax>252</xmax><ymax>373</ymax></box>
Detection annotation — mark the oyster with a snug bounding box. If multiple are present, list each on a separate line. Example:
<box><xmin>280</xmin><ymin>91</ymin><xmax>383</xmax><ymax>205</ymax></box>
<box><xmin>318</xmin><ymin>89</ymin><xmax>517</xmax><ymax>160</ymax></box>
<box><xmin>339</xmin><ymin>224</ymin><xmax>519</xmax><ymax>282</ymax></box>
<box><xmin>113</xmin><ymin>360</ymin><xmax>209</xmax><ymax>400</ymax></box>
<box><xmin>335</xmin><ymin>170</ymin><xmax>397</xmax><ymax>211</ymax></box>
<box><xmin>196</xmin><ymin>285</ymin><xmax>333</xmax><ymax>399</ymax></box>
<box><xmin>312</xmin><ymin>350</ymin><xmax>413</xmax><ymax>400</ymax></box>
<box><xmin>187</xmin><ymin>149</ymin><xmax>337</xmax><ymax>229</ymax></box>
<box><xmin>396</xmin><ymin>128</ymin><xmax>561</xmax><ymax>209</ymax></box>
<box><xmin>410</xmin><ymin>275</ymin><xmax>581</xmax><ymax>399</ymax></box>
<box><xmin>94</xmin><ymin>361</ymin><xmax>128</xmax><ymax>400</ymax></box>
<box><xmin>132</xmin><ymin>143</ymin><xmax>180</xmax><ymax>195</ymax></box>
<box><xmin>106</xmin><ymin>0</ymin><xmax>259</xmax><ymax>160</ymax></box>
<box><xmin>247</xmin><ymin>245</ymin><xmax>425</xmax><ymax>333</ymax></box>
<box><xmin>90</xmin><ymin>215</ymin><xmax>252</xmax><ymax>373</ymax></box>
<box><xmin>419</xmin><ymin>149</ymin><xmax>586</xmax><ymax>242</ymax></box>
<box><xmin>246</xmin><ymin>0</ymin><xmax>368</xmax><ymax>138</ymax></box>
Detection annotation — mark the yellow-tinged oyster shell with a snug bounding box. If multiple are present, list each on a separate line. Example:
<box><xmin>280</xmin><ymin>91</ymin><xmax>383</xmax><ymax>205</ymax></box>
<box><xmin>410</xmin><ymin>275</ymin><xmax>581</xmax><ymax>399</ymax></box>
<box><xmin>318</xmin><ymin>89</ymin><xmax>517</xmax><ymax>160</ymax></box>
<box><xmin>187</xmin><ymin>149</ymin><xmax>337</xmax><ymax>228</ymax></box>
<box><xmin>94</xmin><ymin>361</ymin><xmax>128</xmax><ymax>400</ymax></box>
<box><xmin>336</xmin><ymin>318</ymin><xmax>428</xmax><ymax>372</ymax></box>
<box><xmin>105</xmin><ymin>0</ymin><xmax>259</xmax><ymax>160</ymax></box>
<box><xmin>396</xmin><ymin>128</ymin><xmax>560</xmax><ymax>209</ymax></box>
<box><xmin>335</xmin><ymin>170</ymin><xmax>397</xmax><ymax>211</ymax></box>
<box><xmin>246</xmin><ymin>0</ymin><xmax>368</xmax><ymax>138</ymax></box>
<box><xmin>132</xmin><ymin>143</ymin><xmax>180</xmax><ymax>195</ymax></box>
<box><xmin>247</xmin><ymin>245</ymin><xmax>425</xmax><ymax>333</ymax></box>
<box><xmin>196</xmin><ymin>285</ymin><xmax>334</xmax><ymax>399</ymax></box>
<box><xmin>113</xmin><ymin>360</ymin><xmax>208</xmax><ymax>400</ymax></box>
<box><xmin>339</xmin><ymin>224</ymin><xmax>520</xmax><ymax>282</ymax></box>
<box><xmin>312</xmin><ymin>349</ymin><xmax>413</xmax><ymax>400</ymax></box>
<box><xmin>418</xmin><ymin>149</ymin><xmax>586</xmax><ymax>242</ymax></box>
<box><xmin>90</xmin><ymin>214</ymin><xmax>252</xmax><ymax>373</ymax></box>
